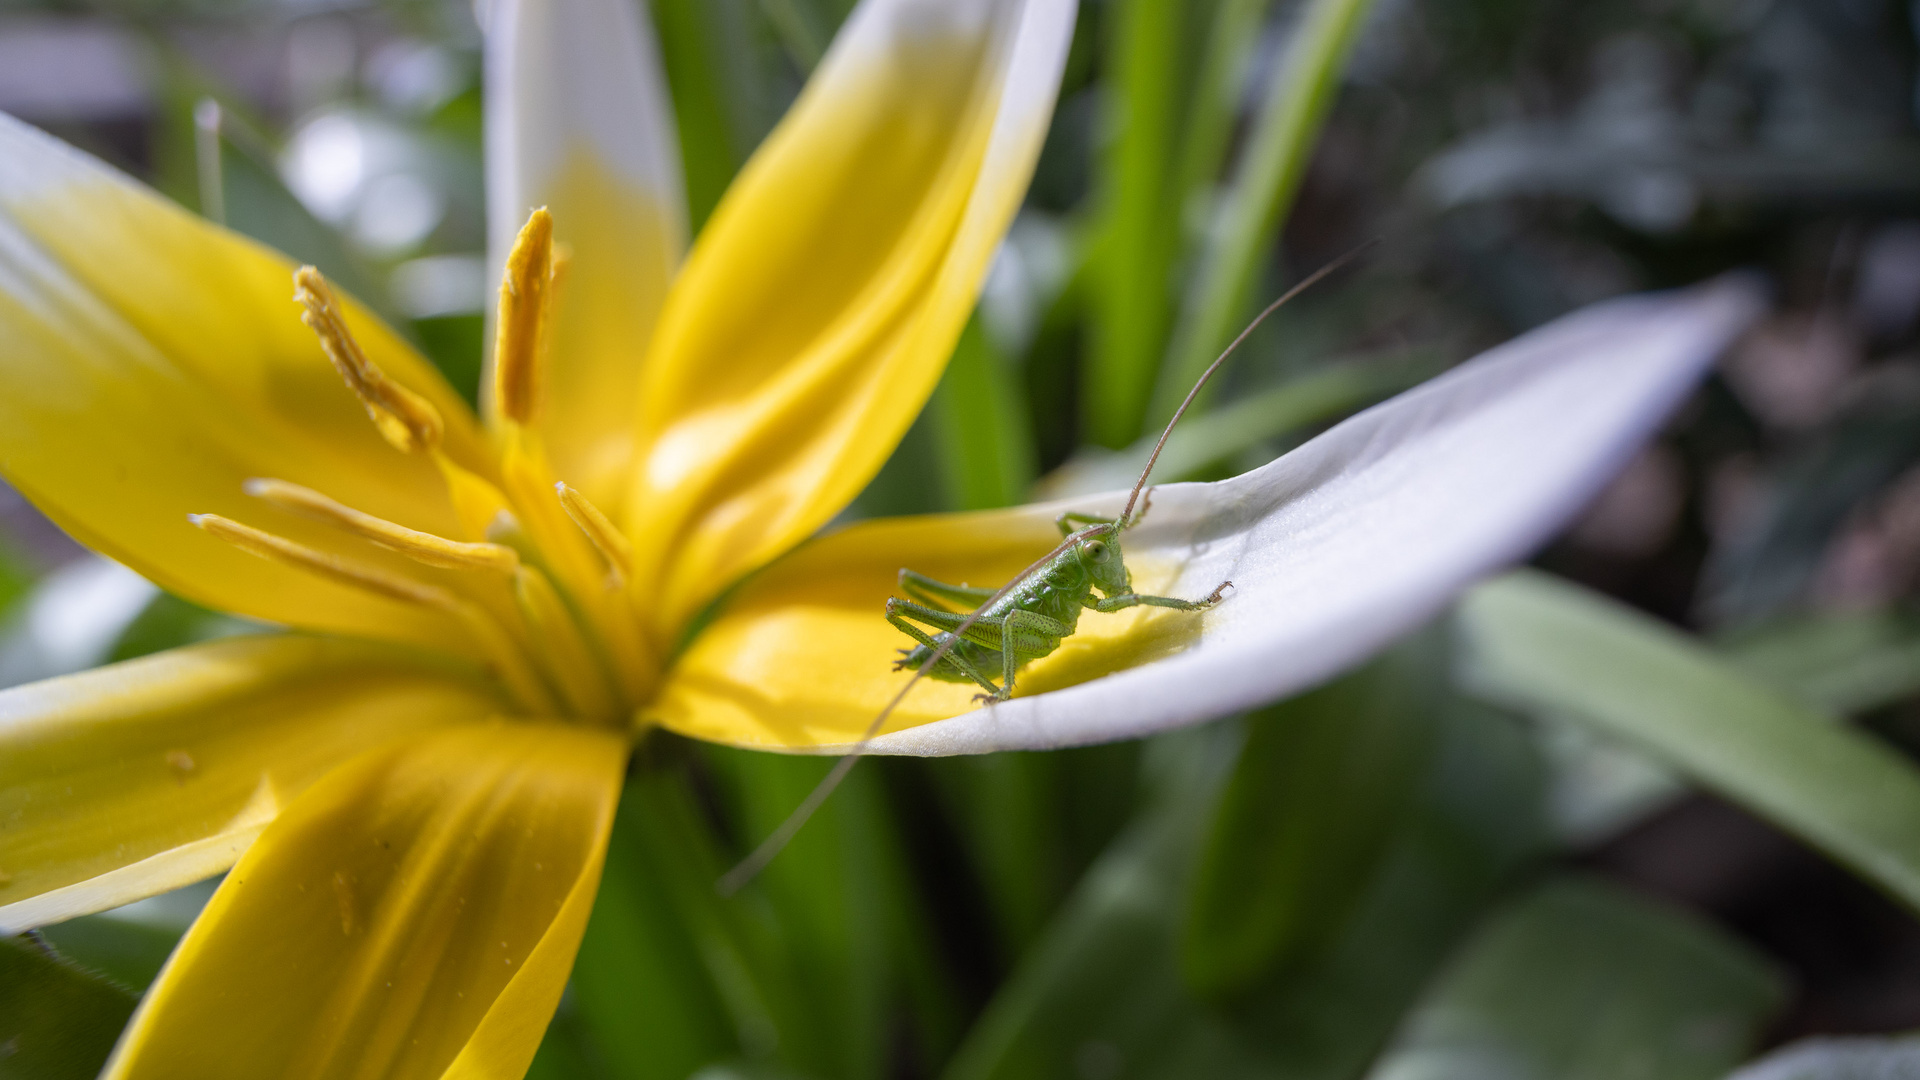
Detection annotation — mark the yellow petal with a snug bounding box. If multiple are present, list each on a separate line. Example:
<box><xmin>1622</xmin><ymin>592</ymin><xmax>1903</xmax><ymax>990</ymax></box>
<box><xmin>484</xmin><ymin>0</ymin><xmax>686</xmax><ymax>506</ymax></box>
<box><xmin>627</xmin><ymin>0</ymin><xmax>1078</xmax><ymax>638</ymax></box>
<box><xmin>104</xmin><ymin>722</ymin><xmax>626</xmax><ymax>1080</ymax></box>
<box><xmin>0</xmin><ymin>635</ymin><xmax>504</xmax><ymax>932</ymax></box>
<box><xmin>650</xmin><ymin>504</ymin><xmax>1200</xmax><ymax>749</ymax></box>
<box><xmin>0</xmin><ymin>114</ymin><xmax>497</xmax><ymax>654</ymax></box>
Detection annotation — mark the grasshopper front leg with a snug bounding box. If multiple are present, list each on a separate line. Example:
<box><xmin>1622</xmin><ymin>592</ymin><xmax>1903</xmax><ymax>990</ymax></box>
<box><xmin>1090</xmin><ymin>580</ymin><xmax>1234</xmax><ymax>613</ymax></box>
<box><xmin>1055</xmin><ymin>511</ymin><xmax>1116</xmax><ymax>537</ymax></box>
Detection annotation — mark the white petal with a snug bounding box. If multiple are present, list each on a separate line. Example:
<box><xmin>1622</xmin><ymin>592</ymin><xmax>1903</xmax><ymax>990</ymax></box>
<box><xmin>483</xmin><ymin>0</ymin><xmax>684</xmax><ymax>256</ymax></box>
<box><xmin>483</xmin><ymin>0</ymin><xmax>688</xmax><ymax>499</ymax></box>
<box><xmin>862</xmin><ymin>275</ymin><xmax>1765</xmax><ymax>755</ymax></box>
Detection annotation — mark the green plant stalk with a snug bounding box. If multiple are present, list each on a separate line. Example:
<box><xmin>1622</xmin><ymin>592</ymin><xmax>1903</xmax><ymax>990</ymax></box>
<box><xmin>1084</xmin><ymin>0</ymin><xmax>1188</xmax><ymax>449</ymax></box>
<box><xmin>651</xmin><ymin>0</ymin><xmax>745</xmax><ymax>231</ymax></box>
<box><xmin>932</xmin><ymin>317</ymin><xmax>1038</xmax><ymax>510</ymax></box>
<box><xmin>1148</xmin><ymin>0</ymin><xmax>1379</xmax><ymax>429</ymax></box>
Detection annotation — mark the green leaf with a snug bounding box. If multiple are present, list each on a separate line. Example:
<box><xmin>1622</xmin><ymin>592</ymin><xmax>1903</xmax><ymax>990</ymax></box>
<box><xmin>108</xmin><ymin>592</ymin><xmax>257</xmax><ymax>663</ymax></box>
<box><xmin>651</xmin><ymin>0</ymin><xmax>744</xmax><ymax>230</ymax></box>
<box><xmin>566</xmin><ymin>768</ymin><xmax>757</xmax><ymax>1080</ymax></box>
<box><xmin>1458</xmin><ymin>570</ymin><xmax>1920</xmax><ymax>915</ymax></box>
<box><xmin>946</xmin><ymin>662</ymin><xmax>1548</xmax><ymax>1080</ymax></box>
<box><xmin>1370</xmin><ymin>877</ymin><xmax>1785</xmax><ymax>1080</ymax></box>
<box><xmin>1083</xmin><ymin>0</ymin><xmax>1201</xmax><ymax>448</ymax></box>
<box><xmin>1721</xmin><ymin>611</ymin><xmax>1920</xmax><ymax>716</ymax></box>
<box><xmin>0</xmin><ymin>539</ymin><xmax>27</xmax><ymax>618</ymax></box>
<box><xmin>0</xmin><ymin>935</ymin><xmax>137</xmax><ymax>1079</ymax></box>
<box><xmin>1182</xmin><ymin>635</ymin><xmax>1441</xmax><ymax>998</ymax></box>
<box><xmin>922</xmin><ymin>741</ymin><xmax>1141</xmax><ymax>963</ymax></box>
<box><xmin>931</xmin><ymin>317</ymin><xmax>1041</xmax><ymax>510</ymax></box>
<box><xmin>1149</xmin><ymin>0</ymin><xmax>1381</xmax><ymax>428</ymax></box>
<box><xmin>1724</xmin><ymin>1034</ymin><xmax>1920</xmax><ymax>1080</ymax></box>
<box><xmin>568</xmin><ymin>747</ymin><xmax>958</xmax><ymax>1080</ymax></box>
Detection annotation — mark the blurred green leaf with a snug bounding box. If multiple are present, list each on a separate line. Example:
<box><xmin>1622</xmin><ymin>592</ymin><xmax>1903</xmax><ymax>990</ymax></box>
<box><xmin>946</xmin><ymin>654</ymin><xmax>1548</xmax><ymax>1080</ymax></box>
<box><xmin>569</xmin><ymin>746</ymin><xmax>957</xmax><ymax>1080</ymax></box>
<box><xmin>192</xmin><ymin>101</ymin><xmax>402</xmax><ymax>331</ymax></box>
<box><xmin>931</xmin><ymin>318</ymin><xmax>1040</xmax><ymax>510</ymax></box>
<box><xmin>652</xmin><ymin>0</ymin><xmax>745</xmax><ymax>230</ymax></box>
<box><xmin>108</xmin><ymin>592</ymin><xmax>256</xmax><ymax>663</ymax></box>
<box><xmin>1369</xmin><ymin>877</ymin><xmax>1785</xmax><ymax>1080</ymax></box>
<box><xmin>1183</xmin><ymin>635</ymin><xmax>1440</xmax><ymax>998</ymax></box>
<box><xmin>34</xmin><ymin>878</ymin><xmax>215</xmax><ymax>995</ymax></box>
<box><xmin>0</xmin><ymin>540</ymin><xmax>27</xmax><ymax>617</ymax></box>
<box><xmin>1721</xmin><ymin>611</ymin><xmax>1920</xmax><ymax>716</ymax></box>
<box><xmin>1724</xmin><ymin>1034</ymin><xmax>1920</xmax><ymax>1080</ymax></box>
<box><xmin>1459</xmin><ymin>570</ymin><xmax>1920</xmax><ymax>914</ymax></box>
<box><xmin>566</xmin><ymin>768</ymin><xmax>757</xmax><ymax>1080</ymax></box>
<box><xmin>1083</xmin><ymin>0</ymin><xmax>1198</xmax><ymax>448</ymax></box>
<box><xmin>412</xmin><ymin>314</ymin><xmax>487</xmax><ymax>409</ymax></box>
<box><xmin>706</xmin><ymin>749</ymin><xmax>899</xmax><ymax>1080</ymax></box>
<box><xmin>923</xmin><ymin>742</ymin><xmax>1140</xmax><ymax>964</ymax></box>
<box><xmin>1150</xmin><ymin>0</ymin><xmax>1380</xmax><ymax>427</ymax></box>
<box><xmin>0</xmin><ymin>935</ymin><xmax>137</xmax><ymax>1079</ymax></box>
<box><xmin>31</xmin><ymin>918</ymin><xmax>178</xmax><ymax>995</ymax></box>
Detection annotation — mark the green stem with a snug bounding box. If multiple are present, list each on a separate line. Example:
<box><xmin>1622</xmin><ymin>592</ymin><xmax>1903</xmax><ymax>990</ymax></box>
<box><xmin>1148</xmin><ymin>0</ymin><xmax>1379</xmax><ymax>429</ymax></box>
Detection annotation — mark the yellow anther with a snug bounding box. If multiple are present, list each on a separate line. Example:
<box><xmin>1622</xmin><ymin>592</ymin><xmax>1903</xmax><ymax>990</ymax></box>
<box><xmin>494</xmin><ymin>208</ymin><xmax>553</xmax><ymax>425</ymax></box>
<box><xmin>191</xmin><ymin>513</ymin><xmax>454</xmax><ymax>608</ymax></box>
<box><xmin>293</xmin><ymin>267</ymin><xmax>445</xmax><ymax>453</ymax></box>
<box><xmin>245</xmin><ymin>478</ymin><xmax>519</xmax><ymax>574</ymax></box>
<box><xmin>556</xmin><ymin>482</ymin><xmax>632</xmax><ymax>586</ymax></box>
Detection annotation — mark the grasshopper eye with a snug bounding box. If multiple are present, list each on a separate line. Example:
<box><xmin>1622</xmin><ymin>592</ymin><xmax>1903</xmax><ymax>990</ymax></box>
<box><xmin>1085</xmin><ymin>540</ymin><xmax>1110</xmax><ymax>563</ymax></box>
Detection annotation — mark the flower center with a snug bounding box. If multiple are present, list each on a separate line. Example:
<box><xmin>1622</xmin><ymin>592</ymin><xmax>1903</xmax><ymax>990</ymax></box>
<box><xmin>190</xmin><ymin>210</ymin><xmax>650</xmax><ymax>728</ymax></box>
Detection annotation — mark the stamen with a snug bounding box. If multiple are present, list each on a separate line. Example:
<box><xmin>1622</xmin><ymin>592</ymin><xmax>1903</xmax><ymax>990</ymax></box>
<box><xmin>293</xmin><ymin>267</ymin><xmax>444</xmax><ymax>454</ymax></box>
<box><xmin>245</xmin><ymin>478</ymin><xmax>519</xmax><ymax>574</ymax></box>
<box><xmin>192</xmin><ymin>513</ymin><xmax>562</xmax><ymax>715</ymax></box>
<box><xmin>494</xmin><ymin>208</ymin><xmax>553</xmax><ymax>425</ymax></box>
<box><xmin>513</xmin><ymin>566</ymin><xmax>619</xmax><ymax>721</ymax></box>
<box><xmin>191</xmin><ymin>514</ymin><xmax>454</xmax><ymax>608</ymax></box>
<box><xmin>556</xmin><ymin>482</ymin><xmax>632</xmax><ymax>586</ymax></box>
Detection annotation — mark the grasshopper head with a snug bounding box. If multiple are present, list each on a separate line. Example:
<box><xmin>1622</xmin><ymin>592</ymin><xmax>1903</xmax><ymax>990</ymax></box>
<box><xmin>1075</xmin><ymin>523</ymin><xmax>1130</xmax><ymax>597</ymax></box>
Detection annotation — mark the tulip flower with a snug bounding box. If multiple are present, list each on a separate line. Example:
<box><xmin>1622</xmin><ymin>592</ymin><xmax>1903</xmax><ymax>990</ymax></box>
<box><xmin>0</xmin><ymin>0</ymin><xmax>1758</xmax><ymax>1070</ymax></box>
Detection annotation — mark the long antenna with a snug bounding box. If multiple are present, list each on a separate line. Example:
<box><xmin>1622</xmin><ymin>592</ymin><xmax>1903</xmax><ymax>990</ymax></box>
<box><xmin>1120</xmin><ymin>239</ymin><xmax>1378</xmax><ymax>527</ymax></box>
<box><xmin>717</xmin><ymin>242</ymin><xmax>1376</xmax><ymax>895</ymax></box>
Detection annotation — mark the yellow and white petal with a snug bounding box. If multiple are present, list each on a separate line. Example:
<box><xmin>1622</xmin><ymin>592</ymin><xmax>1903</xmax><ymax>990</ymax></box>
<box><xmin>104</xmin><ymin>722</ymin><xmax>626</xmax><ymax>1080</ymax></box>
<box><xmin>627</xmin><ymin>0</ymin><xmax>1078</xmax><ymax>639</ymax></box>
<box><xmin>0</xmin><ymin>635</ymin><xmax>504</xmax><ymax>933</ymax></box>
<box><xmin>653</xmin><ymin>277</ymin><xmax>1764</xmax><ymax>753</ymax></box>
<box><xmin>0</xmin><ymin>112</ymin><xmax>498</xmax><ymax>654</ymax></box>
<box><xmin>484</xmin><ymin>0</ymin><xmax>686</xmax><ymax>506</ymax></box>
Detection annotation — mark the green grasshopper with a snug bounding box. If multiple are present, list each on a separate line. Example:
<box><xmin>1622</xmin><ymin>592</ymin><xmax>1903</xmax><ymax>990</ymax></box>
<box><xmin>878</xmin><ymin>248</ymin><xmax>1375</xmax><ymax>704</ymax></box>
<box><xmin>716</xmin><ymin>250</ymin><xmax>1369</xmax><ymax>894</ymax></box>
<box><xmin>885</xmin><ymin>504</ymin><xmax>1232</xmax><ymax>703</ymax></box>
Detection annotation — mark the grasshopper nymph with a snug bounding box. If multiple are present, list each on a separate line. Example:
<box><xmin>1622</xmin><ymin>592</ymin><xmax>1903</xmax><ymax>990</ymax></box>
<box><xmin>886</xmin><ymin>506</ymin><xmax>1232</xmax><ymax>703</ymax></box>
<box><xmin>717</xmin><ymin>246</ymin><xmax>1371</xmax><ymax>894</ymax></box>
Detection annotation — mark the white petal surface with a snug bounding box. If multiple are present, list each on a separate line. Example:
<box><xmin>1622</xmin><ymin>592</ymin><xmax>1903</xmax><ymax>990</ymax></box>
<box><xmin>483</xmin><ymin>0</ymin><xmax>686</xmax><ymax>503</ymax></box>
<box><xmin>855</xmin><ymin>276</ymin><xmax>1764</xmax><ymax>754</ymax></box>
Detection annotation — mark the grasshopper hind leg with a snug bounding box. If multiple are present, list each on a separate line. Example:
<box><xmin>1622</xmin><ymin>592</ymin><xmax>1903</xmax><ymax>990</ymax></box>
<box><xmin>886</xmin><ymin>602</ymin><xmax>1006</xmax><ymax>698</ymax></box>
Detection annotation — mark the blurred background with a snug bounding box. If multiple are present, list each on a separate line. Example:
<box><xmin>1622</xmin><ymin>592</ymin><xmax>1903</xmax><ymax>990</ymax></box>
<box><xmin>3</xmin><ymin>0</ymin><xmax>1920</xmax><ymax>1076</ymax></box>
